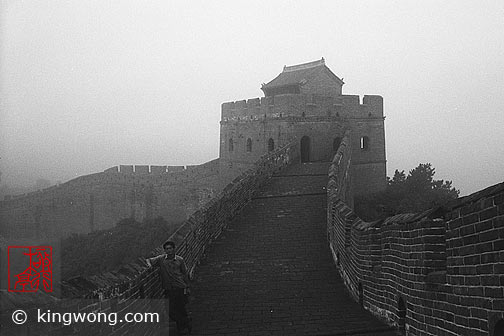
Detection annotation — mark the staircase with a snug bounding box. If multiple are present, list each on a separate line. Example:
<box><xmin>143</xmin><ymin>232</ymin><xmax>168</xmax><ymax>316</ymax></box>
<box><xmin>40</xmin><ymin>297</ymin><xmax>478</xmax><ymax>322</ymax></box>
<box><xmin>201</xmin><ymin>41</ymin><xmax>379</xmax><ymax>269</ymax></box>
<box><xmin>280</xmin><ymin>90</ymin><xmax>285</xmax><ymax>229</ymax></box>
<box><xmin>189</xmin><ymin>162</ymin><xmax>397</xmax><ymax>335</ymax></box>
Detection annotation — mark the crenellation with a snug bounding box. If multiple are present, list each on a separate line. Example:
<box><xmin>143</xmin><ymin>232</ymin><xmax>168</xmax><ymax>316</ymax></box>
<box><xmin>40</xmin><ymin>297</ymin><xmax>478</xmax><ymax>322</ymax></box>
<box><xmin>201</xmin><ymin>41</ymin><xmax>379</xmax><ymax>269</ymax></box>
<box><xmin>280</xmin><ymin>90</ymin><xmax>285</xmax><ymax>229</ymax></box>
<box><xmin>221</xmin><ymin>101</ymin><xmax>235</xmax><ymax>118</ymax></box>
<box><xmin>235</xmin><ymin>99</ymin><xmax>247</xmax><ymax>109</ymax></box>
<box><xmin>167</xmin><ymin>165</ymin><xmax>185</xmax><ymax>173</ymax></box>
<box><xmin>150</xmin><ymin>165</ymin><xmax>167</xmax><ymax>174</ymax></box>
<box><xmin>363</xmin><ymin>95</ymin><xmax>384</xmax><ymax>117</ymax></box>
<box><xmin>246</xmin><ymin>97</ymin><xmax>260</xmax><ymax>108</ymax></box>
<box><xmin>222</xmin><ymin>93</ymin><xmax>384</xmax><ymax>124</ymax></box>
<box><xmin>134</xmin><ymin>165</ymin><xmax>149</xmax><ymax>174</ymax></box>
<box><xmin>119</xmin><ymin>165</ymin><xmax>134</xmax><ymax>173</ymax></box>
<box><xmin>341</xmin><ymin>95</ymin><xmax>360</xmax><ymax>116</ymax></box>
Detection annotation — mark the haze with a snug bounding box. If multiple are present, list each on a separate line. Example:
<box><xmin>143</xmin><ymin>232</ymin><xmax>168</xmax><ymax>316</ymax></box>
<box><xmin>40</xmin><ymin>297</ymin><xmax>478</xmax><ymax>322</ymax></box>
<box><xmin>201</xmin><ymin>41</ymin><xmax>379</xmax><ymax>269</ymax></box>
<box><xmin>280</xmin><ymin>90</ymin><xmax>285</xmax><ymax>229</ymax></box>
<box><xmin>1</xmin><ymin>0</ymin><xmax>503</xmax><ymax>197</ymax></box>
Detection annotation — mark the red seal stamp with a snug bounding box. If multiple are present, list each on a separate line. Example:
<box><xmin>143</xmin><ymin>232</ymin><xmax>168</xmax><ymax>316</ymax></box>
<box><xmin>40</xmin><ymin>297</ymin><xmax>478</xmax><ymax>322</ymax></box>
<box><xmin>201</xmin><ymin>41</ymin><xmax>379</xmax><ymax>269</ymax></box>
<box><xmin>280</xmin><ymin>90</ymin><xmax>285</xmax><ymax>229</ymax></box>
<box><xmin>8</xmin><ymin>246</ymin><xmax>53</xmax><ymax>293</ymax></box>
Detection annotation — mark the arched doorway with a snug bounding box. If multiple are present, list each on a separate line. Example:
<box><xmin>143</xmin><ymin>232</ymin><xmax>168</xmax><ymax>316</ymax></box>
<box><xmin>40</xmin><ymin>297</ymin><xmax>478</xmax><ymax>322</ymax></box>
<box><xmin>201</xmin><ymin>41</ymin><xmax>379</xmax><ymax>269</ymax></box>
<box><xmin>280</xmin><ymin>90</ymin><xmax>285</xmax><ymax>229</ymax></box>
<box><xmin>300</xmin><ymin>136</ymin><xmax>311</xmax><ymax>162</ymax></box>
<box><xmin>268</xmin><ymin>138</ymin><xmax>275</xmax><ymax>152</ymax></box>
<box><xmin>246</xmin><ymin>138</ymin><xmax>252</xmax><ymax>152</ymax></box>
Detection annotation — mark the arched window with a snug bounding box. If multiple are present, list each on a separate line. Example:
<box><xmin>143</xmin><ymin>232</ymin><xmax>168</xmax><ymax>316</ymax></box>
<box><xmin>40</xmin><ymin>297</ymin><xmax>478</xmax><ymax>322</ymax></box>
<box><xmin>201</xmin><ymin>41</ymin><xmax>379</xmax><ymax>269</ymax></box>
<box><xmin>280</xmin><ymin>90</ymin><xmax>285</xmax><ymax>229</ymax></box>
<box><xmin>268</xmin><ymin>138</ymin><xmax>275</xmax><ymax>152</ymax></box>
<box><xmin>333</xmin><ymin>137</ymin><xmax>342</xmax><ymax>152</ymax></box>
<box><xmin>246</xmin><ymin>138</ymin><xmax>252</xmax><ymax>152</ymax></box>
<box><xmin>228</xmin><ymin>138</ymin><xmax>234</xmax><ymax>152</ymax></box>
<box><xmin>360</xmin><ymin>136</ymin><xmax>370</xmax><ymax>151</ymax></box>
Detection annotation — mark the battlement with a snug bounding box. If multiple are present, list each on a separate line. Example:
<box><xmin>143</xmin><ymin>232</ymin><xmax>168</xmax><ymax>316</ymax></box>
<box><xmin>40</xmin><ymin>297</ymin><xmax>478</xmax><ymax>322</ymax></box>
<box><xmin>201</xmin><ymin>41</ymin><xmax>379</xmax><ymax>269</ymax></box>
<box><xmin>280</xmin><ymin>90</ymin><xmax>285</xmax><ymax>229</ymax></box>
<box><xmin>221</xmin><ymin>94</ymin><xmax>383</xmax><ymax>121</ymax></box>
<box><xmin>1</xmin><ymin>160</ymin><xmax>221</xmax><ymax>203</ymax></box>
<box><xmin>101</xmin><ymin>160</ymin><xmax>219</xmax><ymax>176</ymax></box>
<box><xmin>2</xmin><ymin>161</ymin><xmax>220</xmax><ymax>201</ymax></box>
<box><xmin>328</xmin><ymin>143</ymin><xmax>504</xmax><ymax>336</ymax></box>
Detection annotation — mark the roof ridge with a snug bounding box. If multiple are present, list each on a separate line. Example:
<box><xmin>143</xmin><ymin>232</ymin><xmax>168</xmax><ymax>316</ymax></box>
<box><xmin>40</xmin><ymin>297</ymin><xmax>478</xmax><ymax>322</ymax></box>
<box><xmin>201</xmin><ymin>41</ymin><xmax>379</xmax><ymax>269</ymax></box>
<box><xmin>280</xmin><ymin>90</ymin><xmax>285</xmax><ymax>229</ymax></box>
<box><xmin>283</xmin><ymin>58</ymin><xmax>325</xmax><ymax>72</ymax></box>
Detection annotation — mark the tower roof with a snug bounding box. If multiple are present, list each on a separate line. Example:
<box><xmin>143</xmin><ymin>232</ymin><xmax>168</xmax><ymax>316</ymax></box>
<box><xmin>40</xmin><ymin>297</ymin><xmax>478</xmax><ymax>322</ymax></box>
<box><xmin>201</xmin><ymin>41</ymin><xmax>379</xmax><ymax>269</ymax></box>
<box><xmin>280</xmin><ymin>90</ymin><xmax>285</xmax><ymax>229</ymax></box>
<box><xmin>261</xmin><ymin>58</ymin><xmax>344</xmax><ymax>93</ymax></box>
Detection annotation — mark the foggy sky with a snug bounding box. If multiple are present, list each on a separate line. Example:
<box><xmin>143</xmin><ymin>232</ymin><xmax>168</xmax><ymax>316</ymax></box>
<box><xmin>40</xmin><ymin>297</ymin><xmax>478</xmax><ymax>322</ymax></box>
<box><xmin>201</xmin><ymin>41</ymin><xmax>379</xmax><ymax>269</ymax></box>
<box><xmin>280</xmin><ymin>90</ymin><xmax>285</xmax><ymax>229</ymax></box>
<box><xmin>1</xmin><ymin>0</ymin><xmax>503</xmax><ymax>196</ymax></box>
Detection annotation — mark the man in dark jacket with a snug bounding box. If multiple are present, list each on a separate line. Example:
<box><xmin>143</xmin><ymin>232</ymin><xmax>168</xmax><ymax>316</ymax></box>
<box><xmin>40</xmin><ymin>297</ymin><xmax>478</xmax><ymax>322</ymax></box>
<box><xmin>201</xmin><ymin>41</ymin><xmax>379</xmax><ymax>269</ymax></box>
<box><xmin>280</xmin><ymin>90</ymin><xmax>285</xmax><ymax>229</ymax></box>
<box><xmin>147</xmin><ymin>240</ymin><xmax>191</xmax><ymax>335</ymax></box>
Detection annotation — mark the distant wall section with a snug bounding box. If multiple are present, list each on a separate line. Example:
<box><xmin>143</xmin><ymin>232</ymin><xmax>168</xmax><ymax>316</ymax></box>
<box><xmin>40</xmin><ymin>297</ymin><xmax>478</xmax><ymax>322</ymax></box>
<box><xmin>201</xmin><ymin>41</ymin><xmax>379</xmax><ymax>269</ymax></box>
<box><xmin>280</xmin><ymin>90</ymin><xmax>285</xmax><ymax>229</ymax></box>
<box><xmin>0</xmin><ymin>160</ymin><xmax>220</xmax><ymax>239</ymax></box>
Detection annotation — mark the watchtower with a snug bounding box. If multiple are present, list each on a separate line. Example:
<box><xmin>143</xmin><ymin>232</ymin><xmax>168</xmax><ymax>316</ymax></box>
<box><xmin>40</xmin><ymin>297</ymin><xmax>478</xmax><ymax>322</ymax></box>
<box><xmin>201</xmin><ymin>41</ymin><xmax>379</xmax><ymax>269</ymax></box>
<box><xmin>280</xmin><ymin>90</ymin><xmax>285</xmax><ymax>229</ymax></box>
<box><xmin>219</xmin><ymin>58</ymin><xmax>386</xmax><ymax>196</ymax></box>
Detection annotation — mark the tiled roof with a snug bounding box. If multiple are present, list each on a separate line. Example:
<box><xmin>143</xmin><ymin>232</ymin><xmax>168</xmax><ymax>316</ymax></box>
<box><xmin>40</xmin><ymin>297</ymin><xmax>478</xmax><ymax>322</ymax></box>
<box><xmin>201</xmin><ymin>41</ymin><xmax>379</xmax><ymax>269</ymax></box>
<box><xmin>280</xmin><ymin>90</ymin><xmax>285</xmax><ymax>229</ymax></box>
<box><xmin>261</xmin><ymin>58</ymin><xmax>344</xmax><ymax>89</ymax></box>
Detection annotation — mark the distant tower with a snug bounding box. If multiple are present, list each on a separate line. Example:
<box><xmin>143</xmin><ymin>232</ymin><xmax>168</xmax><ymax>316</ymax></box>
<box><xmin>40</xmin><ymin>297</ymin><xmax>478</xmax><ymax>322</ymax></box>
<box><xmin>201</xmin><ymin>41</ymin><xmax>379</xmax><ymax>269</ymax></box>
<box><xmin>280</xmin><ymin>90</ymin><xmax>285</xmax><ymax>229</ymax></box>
<box><xmin>219</xmin><ymin>58</ymin><xmax>386</xmax><ymax>196</ymax></box>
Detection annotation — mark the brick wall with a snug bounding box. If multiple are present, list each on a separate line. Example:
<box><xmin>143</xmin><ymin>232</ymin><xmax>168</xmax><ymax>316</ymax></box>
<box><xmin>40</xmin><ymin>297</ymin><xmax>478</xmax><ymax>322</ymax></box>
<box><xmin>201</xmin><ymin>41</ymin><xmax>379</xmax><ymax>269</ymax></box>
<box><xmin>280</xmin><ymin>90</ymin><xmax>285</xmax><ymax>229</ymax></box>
<box><xmin>328</xmin><ymin>147</ymin><xmax>504</xmax><ymax>336</ymax></box>
<box><xmin>0</xmin><ymin>141</ymin><xmax>300</xmax><ymax>335</ymax></box>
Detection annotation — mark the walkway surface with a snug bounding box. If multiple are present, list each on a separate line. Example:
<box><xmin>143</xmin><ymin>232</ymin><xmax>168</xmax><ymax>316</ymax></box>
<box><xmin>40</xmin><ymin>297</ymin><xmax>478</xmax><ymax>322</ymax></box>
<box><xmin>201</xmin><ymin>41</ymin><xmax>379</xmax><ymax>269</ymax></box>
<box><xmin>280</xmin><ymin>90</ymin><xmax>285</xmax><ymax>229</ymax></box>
<box><xmin>188</xmin><ymin>162</ymin><xmax>397</xmax><ymax>336</ymax></box>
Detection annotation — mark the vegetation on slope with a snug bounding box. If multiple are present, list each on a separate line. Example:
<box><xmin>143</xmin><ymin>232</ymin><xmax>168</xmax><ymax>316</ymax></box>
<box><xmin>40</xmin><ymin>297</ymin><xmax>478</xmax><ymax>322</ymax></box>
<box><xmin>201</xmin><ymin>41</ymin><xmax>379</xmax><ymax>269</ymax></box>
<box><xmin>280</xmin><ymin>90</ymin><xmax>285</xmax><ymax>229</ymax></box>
<box><xmin>61</xmin><ymin>217</ymin><xmax>181</xmax><ymax>280</ymax></box>
<box><xmin>355</xmin><ymin>163</ymin><xmax>460</xmax><ymax>221</ymax></box>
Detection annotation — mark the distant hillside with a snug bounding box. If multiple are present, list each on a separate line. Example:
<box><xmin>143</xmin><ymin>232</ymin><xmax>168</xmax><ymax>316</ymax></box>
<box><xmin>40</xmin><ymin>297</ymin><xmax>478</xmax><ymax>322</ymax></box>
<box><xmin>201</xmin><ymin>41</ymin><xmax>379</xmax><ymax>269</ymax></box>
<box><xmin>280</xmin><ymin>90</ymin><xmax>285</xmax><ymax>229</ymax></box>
<box><xmin>61</xmin><ymin>217</ymin><xmax>180</xmax><ymax>280</ymax></box>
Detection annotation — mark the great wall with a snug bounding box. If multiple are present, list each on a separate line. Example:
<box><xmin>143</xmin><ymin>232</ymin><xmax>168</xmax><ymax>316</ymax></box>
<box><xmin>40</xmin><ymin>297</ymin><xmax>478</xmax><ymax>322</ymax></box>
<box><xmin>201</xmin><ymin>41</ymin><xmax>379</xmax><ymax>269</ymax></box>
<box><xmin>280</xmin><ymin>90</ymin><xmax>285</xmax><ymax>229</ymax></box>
<box><xmin>328</xmin><ymin>134</ymin><xmax>504</xmax><ymax>335</ymax></box>
<box><xmin>0</xmin><ymin>160</ymin><xmax>219</xmax><ymax>238</ymax></box>
<box><xmin>0</xmin><ymin>59</ymin><xmax>502</xmax><ymax>335</ymax></box>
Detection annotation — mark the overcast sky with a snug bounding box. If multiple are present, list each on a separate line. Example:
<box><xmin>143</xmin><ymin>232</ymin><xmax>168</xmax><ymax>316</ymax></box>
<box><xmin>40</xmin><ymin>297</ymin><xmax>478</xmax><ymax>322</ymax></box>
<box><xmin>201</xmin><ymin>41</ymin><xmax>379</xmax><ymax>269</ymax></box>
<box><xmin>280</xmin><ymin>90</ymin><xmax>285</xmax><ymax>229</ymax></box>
<box><xmin>1</xmin><ymin>0</ymin><xmax>503</xmax><ymax>196</ymax></box>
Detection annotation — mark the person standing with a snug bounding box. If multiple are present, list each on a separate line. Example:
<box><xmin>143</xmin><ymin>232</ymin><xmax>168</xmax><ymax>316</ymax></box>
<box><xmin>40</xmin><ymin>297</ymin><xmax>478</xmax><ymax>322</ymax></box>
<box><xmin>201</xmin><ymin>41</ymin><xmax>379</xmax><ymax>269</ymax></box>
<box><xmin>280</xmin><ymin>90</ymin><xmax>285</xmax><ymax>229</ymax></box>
<box><xmin>146</xmin><ymin>240</ymin><xmax>191</xmax><ymax>335</ymax></box>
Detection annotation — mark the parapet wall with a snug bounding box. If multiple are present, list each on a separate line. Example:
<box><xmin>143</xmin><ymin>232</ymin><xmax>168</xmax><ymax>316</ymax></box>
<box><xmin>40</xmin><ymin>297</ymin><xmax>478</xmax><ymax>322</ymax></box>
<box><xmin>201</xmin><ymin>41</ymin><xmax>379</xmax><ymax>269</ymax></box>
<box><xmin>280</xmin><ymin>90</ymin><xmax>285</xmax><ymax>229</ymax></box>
<box><xmin>0</xmin><ymin>142</ymin><xmax>300</xmax><ymax>335</ymax></box>
<box><xmin>327</xmin><ymin>130</ymin><xmax>353</xmax><ymax>207</ymax></box>
<box><xmin>0</xmin><ymin>160</ymin><xmax>220</xmax><ymax>238</ymax></box>
<box><xmin>328</xmin><ymin>155</ymin><xmax>504</xmax><ymax>336</ymax></box>
<box><xmin>221</xmin><ymin>93</ymin><xmax>383</xmax><ymax>121</ymax></box>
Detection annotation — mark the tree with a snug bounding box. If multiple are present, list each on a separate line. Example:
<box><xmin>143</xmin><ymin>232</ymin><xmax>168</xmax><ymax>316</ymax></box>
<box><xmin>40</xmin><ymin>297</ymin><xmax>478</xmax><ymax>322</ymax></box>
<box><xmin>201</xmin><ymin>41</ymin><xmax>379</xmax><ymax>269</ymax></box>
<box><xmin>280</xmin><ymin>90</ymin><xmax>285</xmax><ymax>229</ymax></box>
<box><xmin>402</xmin><ymin>163</ymin><xmax>459</xmax><ymax>211</ymax></box>
<box><xmin>355</xmin><ymin>163</ymin><xmax>460</xmax><ymax>221</ymax></box>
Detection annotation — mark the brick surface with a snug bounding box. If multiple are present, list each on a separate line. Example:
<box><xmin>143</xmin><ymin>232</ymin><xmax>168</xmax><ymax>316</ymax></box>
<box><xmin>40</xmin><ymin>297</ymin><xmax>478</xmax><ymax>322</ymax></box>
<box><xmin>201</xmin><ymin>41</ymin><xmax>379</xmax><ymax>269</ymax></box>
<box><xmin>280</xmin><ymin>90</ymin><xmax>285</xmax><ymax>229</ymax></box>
<box><xmin>188</xmin><ymin>163</ymin><xmax>396</xmax><ymax>335</ymax></box>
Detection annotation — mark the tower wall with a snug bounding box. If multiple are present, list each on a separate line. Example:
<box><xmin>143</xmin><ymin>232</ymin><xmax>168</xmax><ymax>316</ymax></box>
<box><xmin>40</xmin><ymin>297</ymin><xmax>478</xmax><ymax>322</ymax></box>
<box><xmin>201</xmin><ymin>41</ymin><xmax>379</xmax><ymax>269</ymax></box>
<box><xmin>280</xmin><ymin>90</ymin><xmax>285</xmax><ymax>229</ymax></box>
<box><xmin>350</xmin><ymin>95</ymin><xmax>387</xmax><ymax>196</ymax></box>
<box><xmin>219</xmin><ymin>93</ymin><xmax>386</xmax><ymax>196</ymax></box>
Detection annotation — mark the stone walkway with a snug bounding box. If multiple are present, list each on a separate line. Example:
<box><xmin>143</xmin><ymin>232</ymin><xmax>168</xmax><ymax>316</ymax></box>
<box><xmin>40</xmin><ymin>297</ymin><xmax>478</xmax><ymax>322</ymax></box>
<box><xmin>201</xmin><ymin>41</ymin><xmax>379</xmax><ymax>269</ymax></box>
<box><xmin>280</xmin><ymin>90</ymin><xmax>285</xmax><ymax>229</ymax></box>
<box><xmin>188</xmin><ymin>163</ymin><xmax>397</xmax><ymax>336</ymax></box>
